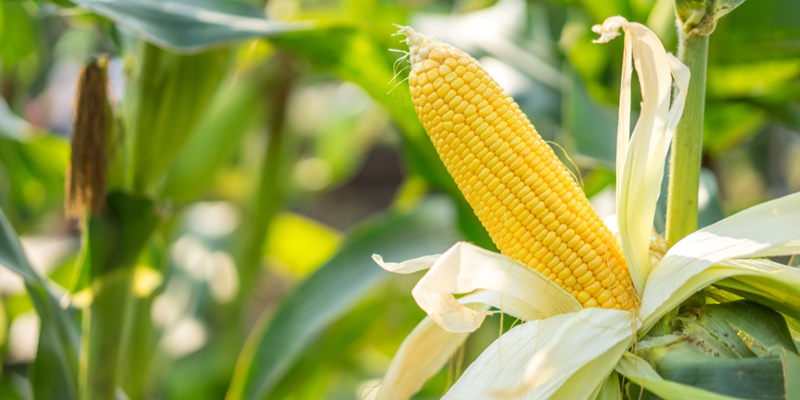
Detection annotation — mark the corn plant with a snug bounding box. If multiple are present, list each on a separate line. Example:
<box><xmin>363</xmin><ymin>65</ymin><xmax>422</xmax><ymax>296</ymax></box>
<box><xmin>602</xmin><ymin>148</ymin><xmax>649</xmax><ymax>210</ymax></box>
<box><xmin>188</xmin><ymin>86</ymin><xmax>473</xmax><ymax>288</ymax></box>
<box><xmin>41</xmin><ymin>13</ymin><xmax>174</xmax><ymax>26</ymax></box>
<box><xmin>0</xmin><ymin>0</ymin><xmax>799</xmax><ymax>399</ymax></box>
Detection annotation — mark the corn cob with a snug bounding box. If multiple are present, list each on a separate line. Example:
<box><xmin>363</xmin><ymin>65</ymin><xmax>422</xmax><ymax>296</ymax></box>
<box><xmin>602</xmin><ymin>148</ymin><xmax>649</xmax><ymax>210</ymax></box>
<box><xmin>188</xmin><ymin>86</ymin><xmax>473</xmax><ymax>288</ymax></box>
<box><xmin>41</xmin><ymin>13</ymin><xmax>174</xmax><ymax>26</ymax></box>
<box><xmin>401</xmin><ymin>27</ymin><xmax>636</xmax><ymax>310</ymax></box>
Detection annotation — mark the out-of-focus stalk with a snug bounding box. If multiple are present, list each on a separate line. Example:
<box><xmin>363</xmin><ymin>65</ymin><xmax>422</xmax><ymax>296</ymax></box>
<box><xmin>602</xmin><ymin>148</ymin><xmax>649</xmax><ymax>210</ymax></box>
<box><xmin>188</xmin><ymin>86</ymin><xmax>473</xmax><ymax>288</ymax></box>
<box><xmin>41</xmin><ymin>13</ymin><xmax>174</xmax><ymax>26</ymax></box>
<box><xmin>237</xmin><ymin>52</ymin><xmax>295</xmax><ymax>298</ymax></box>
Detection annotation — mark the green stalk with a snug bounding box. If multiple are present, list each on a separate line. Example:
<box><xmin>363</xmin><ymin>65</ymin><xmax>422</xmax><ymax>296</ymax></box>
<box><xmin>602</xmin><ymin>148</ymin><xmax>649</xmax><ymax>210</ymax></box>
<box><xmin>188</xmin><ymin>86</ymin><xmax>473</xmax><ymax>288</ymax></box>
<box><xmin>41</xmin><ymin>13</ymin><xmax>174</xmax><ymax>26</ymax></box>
<box><xmin>81</xmin><ymin>269</ymin><xmax>135</xmax><ymax>400</ymax></box>
<box><xmin>237</xmin><ymin>52</ymin><xmax>295</xmax><ymax>298</ymax></box>
<box><xmin>666</xmin><ymin>31</ymin><xmax>708</xmax><ymax>244</ymax></box>
<box><xmin>77</xmin><ymin>193</ymin><xmax>159</xmax><ymax>400</ymax></box>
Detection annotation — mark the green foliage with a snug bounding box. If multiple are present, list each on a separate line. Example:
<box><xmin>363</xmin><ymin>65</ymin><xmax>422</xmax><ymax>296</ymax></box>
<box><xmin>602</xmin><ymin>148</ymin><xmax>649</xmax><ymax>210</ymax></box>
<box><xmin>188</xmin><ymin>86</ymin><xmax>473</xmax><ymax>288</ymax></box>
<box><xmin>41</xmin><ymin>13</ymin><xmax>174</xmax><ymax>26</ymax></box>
<box><xmin>72</xmin><ymin>0</ymin><xmax>311</xmax><ymax>52</ymax></box>
<box><xmin>0</xmin><ymin>207</ymin><xmax>80</xmax><ymax>400</ymax></box>
<box><xmin>0</xmin><ymin>0</ymin><xmax>798</xmax><ymax>398</ymax></box>
<box><xmin>228</xmin><ymin>198</ymin><xmax>460</xmax><ymax>400</ymax></box>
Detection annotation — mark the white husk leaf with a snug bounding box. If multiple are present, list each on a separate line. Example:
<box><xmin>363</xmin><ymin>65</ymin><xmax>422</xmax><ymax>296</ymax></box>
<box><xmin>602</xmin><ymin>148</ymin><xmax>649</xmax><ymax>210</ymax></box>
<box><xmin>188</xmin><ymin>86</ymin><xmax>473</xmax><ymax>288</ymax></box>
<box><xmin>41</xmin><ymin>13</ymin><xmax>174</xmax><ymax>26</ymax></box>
<box><xmin>593</xmin><ymin>16</ymin><xmax>690</xmax><ymax>295</ymax></box>
<box><xmin>371</xmin><ymin>293</ymin><xmax>493</xmax><ymax>400</ymax></box>
<box><xmin>445</xmin><ymin>308</ymin><xmax>633</xmax><ymax>399</ymax></box>
<box><xmin>404</xmin><ymin>242</ymin><xmax>581</xmax><ymax>332</ymax></box>
<box><xmin>373</xmin><ymin>253</ymin><xmax>441</xmax><ymax>274</ymax></box>
<box><xmin>640</xmin><ymin>192</ymin><xmax>800</xmax><ymax>327</ymax></box>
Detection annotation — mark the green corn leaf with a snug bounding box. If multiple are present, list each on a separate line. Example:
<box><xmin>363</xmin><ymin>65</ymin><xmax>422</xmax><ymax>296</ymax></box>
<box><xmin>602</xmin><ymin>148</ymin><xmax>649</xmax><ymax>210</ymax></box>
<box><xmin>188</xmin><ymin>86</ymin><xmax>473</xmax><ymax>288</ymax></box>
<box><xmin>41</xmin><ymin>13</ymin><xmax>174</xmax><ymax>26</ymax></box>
<box><xmin>0</xmin><ymin>207</ymin><xmax>80</xmax><ymax>400</ymax></box>
<box><xmin>226</xmin><ymin>197</ymin><xmax>461</xmax><ymax>400</ymax></box>
<box><xmin>160</xmin><ymin>72</ymin><xmax>263</xmax><ymax>202</ymax></box>
<box><xmin>638</xmin><ymin>338</ymin><xmax>787</xmax><ymax>399</ymax></box>
<box><xmin>0</xmin><ymin>208</ymin><xmax>38</xmax><ymax>284</ymax></box>
<box><xmin>704</xmin><ymin>300</ymin><xmax>799</xmax><ymax>355</ymax></box>
<box><xmin>123</xmin><ymin>44</ymin><xmax>230</xmax><ymax>192</ymax></box>
<box><xmin>681</xmin><ymin>305</ymin><xmax>757</xmax><ymax>359</ymax></box>
<box><xmin>72</xmin><ymin>0</ymin><xmax>310</xmax><ymax>52</ymax></box>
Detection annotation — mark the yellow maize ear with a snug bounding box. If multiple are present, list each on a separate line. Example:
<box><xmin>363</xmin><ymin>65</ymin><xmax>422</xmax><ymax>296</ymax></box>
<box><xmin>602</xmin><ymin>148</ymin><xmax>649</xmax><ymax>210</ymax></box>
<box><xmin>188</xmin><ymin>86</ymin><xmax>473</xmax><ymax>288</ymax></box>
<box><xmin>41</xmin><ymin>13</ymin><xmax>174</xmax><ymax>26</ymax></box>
<box><xmin>401</xmin><ymin>27</ymin><xmax>637</xmax><ymax>310</ymax></box>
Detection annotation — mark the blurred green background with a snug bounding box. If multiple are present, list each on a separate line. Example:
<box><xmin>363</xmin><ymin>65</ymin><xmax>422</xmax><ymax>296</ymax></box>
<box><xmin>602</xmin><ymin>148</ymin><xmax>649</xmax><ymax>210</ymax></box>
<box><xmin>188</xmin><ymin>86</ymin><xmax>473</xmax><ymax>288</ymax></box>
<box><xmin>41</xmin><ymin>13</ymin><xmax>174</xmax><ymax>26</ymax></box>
<box><xmin>0</xmin><ymin>0</ymin><xmax>798</xmax><ymax>399</ymax></box>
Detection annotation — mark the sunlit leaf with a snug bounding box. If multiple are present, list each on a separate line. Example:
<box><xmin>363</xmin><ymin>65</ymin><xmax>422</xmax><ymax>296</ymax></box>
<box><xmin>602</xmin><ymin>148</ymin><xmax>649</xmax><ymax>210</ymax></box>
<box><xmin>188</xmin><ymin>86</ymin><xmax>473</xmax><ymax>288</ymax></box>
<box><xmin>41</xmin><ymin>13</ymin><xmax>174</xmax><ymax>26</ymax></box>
<box><xmin>264</xmin><ymin>212</ymin><xmax>343</xmax><ymax>278</ymax></box>
<box><xmin>709</xmin><ymin>0</ymin><xmax>800</xmax><ymax>64</ymax></box>
<box><xmin>0</xmin><ymin>207</ymin><xmax>80</xmax><ymax>400</ymax></box>
<box><xmin>124</xmin><ymin>45</ymin><xmax>230</xmax><ymax>192</ymax></box>
<box><xmin>0</xmin><ymin>2</ymin><xmax>40</xmax><ymax>80</ymax></box>
<box><xmin>160</xmin><ymin>72</ymin><xmax>263</xmax><ymax>202</ymax></box>
<box><xmin>703</xmin><ymin>102</ymin><xmax>768</xmax><ymax>155</ymax></box>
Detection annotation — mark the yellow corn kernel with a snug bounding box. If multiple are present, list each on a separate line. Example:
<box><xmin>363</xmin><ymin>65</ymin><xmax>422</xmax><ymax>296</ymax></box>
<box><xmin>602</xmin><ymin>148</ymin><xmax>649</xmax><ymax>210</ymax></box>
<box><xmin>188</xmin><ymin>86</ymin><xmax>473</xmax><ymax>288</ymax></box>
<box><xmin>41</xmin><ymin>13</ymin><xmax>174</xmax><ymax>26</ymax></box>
<box><xmin>401</xmin><ymin>26</ymin><xmax>637</xmax><ymax>310</ymax></box>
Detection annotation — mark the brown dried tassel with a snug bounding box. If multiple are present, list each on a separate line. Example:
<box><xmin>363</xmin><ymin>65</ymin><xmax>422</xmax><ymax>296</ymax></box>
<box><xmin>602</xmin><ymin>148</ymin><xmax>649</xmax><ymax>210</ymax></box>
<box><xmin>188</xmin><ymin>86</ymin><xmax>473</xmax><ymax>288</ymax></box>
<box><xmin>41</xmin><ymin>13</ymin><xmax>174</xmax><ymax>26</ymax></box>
<box><xmin>66</xmin><ymin>58</ymin><xmax>108</xmax><ymax>218</ymax></box>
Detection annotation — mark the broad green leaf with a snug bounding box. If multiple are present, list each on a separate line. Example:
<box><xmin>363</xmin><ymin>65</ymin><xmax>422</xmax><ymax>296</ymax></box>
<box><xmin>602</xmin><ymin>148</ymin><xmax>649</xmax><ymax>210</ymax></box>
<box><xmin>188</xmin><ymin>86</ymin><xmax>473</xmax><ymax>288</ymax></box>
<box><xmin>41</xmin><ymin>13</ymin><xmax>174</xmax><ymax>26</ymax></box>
<box><xmin>160</xmin><ymin>71</ymin><xmax>264</xmax><ymax>202</ymax></box>
<box><xmin>617</xmin><ymin>353</ymin><xmax>742</xmax><ymax>400</ymax></box>
<box><xmin>786</xmin><ymin>350</ymin><xmax>800</xmax><ymax>397</ymax></box>
<box><xmin>0</xmin><ymin>1</ymin><xmax>40</xmax><ymax>81</ymax></box>
<box><xmin>707</xmin><ymin>59</ymin><xmax>800</xmax><ymax>100</ymax></box>
<box><xmin>681</xmin><ymin>304</ymin><xmax>757</xmax><ymax>359</ymax></box>
<box><xmin>649</xmin><ymin>340</ymin><xmax>785</xmax><ymax>399</ymax></box>
<box><xmin>709</xmin><ymin>0</ymin><xmax>800</xmax><ymax>64</ymax></box>
<box><xmin>0</xmin><ymin>207</ymin><xmax>39</xmax><ymax>284</ymax></box>
<box><xmin>703</xmin><ymin>102</ymin><xmax>768</xmax><ymax>155</ymax></box>
<box><xmin>704</xmin><ymin>301</ymin><xmax>798</xmax><ymax>356</ymax></box>
<box><xmin>226</xmin><ymin>197</ymin><xmax>461</xmax><ymax>400</ymax></box>
<box><xmin>124</xmin><ymin>44</ymin><xmax>230</xmax><ymax>192</ymax></box>
<box><xmin>72</xmin><ymin>0</ymin><xmax>310</xmax><ymax>52</ymax></box>
<box><xmin>707</xmin><ymin>0</ymin><xmax>800</xmax><ymax>100</ymax></box>
<box><xmin>0</xmin><ymin>207</ymin><xmax>80</xmax><ymax>400</ymax></box>
<box><xmin>0</xmin><ymin>136</ymin><xmax>69</xmax><ymax>227</ymax></box>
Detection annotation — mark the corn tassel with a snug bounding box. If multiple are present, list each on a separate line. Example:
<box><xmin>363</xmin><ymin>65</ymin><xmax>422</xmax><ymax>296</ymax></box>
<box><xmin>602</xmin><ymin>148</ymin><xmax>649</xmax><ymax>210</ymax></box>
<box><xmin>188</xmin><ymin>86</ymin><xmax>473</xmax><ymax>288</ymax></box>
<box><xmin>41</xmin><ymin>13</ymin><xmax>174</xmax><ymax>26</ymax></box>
<box><xmin>402</xmin><ymin>27</ymin><xmax>637</xmax><ymax>310</ymax></box>
<box><xmin>66</xmin><ymin>57</ymin><xmax>108</xmax><ymax>218</ymax></box>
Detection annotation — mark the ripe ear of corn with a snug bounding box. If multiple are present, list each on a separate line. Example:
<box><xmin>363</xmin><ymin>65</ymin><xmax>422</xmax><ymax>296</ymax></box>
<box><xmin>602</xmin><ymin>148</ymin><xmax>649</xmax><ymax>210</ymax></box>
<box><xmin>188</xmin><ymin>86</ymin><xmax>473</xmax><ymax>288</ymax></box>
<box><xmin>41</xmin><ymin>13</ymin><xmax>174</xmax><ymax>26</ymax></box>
<box><xmin>401</xmin><ymin>27</ymin><xmax>637</xmax><ymax>310</ymax></box>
